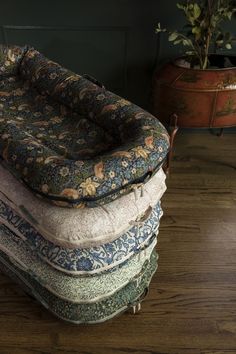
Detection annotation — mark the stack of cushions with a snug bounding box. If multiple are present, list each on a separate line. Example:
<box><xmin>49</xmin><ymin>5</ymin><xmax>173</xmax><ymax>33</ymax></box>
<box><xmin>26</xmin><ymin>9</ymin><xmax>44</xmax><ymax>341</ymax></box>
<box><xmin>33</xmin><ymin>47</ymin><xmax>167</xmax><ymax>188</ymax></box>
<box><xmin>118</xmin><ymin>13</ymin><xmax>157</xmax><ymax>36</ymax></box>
<box><xmin>0</xmin><ymin>45</ymin><xmax>169</xmax><ymax>323</ymax></box>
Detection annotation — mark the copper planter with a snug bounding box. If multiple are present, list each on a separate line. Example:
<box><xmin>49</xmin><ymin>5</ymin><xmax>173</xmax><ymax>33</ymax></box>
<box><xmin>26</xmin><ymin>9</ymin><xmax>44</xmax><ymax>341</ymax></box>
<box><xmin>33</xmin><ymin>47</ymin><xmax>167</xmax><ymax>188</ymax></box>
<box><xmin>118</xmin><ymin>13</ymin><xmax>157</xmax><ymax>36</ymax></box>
<box><xmin>152</xmin><ymin>56</ymin><xmax>236</xmax><ymax>128</ymax></box>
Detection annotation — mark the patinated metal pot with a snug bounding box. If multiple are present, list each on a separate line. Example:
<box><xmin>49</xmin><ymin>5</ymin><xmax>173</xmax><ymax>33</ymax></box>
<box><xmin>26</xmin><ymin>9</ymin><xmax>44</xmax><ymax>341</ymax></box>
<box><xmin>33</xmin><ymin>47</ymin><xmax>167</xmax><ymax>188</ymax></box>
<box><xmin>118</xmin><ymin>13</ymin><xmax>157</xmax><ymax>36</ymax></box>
<box><xmin>152</xmin><ymin>55</ymin><xmax>236</xmax><ymax>128</ymax></box>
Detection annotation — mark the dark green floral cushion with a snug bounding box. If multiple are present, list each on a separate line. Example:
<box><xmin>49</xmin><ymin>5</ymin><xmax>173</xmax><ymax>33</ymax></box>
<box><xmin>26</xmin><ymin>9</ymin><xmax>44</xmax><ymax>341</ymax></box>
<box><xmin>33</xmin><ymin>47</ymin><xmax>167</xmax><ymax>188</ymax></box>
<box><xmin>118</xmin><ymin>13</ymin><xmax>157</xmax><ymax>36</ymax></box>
<box><xmin>0</xmin><ymin>46</ymin><xmax>169</xmax><ymax>208</ymax></box>
<box><xmin>0</xmin><ymin>45</ymin><xmax>27</xmax><ymax>76</ymax></box>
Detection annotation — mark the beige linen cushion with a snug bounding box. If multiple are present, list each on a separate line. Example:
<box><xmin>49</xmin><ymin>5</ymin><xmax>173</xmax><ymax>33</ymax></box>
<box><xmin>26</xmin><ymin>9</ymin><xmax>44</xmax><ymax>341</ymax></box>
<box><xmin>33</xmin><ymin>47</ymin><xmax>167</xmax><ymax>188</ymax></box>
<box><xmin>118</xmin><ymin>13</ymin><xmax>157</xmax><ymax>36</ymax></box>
<box><xmin>0</xmin><ymin>165</ymin><xmax>166</xmax><ymax>248</ymax></box>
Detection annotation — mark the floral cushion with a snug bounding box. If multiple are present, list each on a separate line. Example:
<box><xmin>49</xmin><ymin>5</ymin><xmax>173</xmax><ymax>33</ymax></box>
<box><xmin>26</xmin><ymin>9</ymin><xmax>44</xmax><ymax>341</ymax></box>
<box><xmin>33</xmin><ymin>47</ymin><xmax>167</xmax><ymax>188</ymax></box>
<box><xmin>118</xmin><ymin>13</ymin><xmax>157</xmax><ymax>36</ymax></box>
<box><xmin>0</xmin><ymin>45</ymin><xmax>169</xmax><ymax>207</ymax></box>
<box><xmin>0</xmin><ymin>45</ymin><xmax>27</xmax><ymax>76</ymax></box>
<box><xmin>0</xmin><ymin>245</ymin><xmax>157</xmax><ymax>323</ymax></box>
<box><xmin>0</xmin><ymin>224</ymin><xmax>156</xmax><ymax>303</ymax></box>
<box><xmin>0</xmin><ymin>164</ymin><xmax>166</xmax><ymax>248</ymax></box>
<box><xmin>0</xmin><ymin>194</ymin><xmax>162</xmax><ymax>274</ymax></box>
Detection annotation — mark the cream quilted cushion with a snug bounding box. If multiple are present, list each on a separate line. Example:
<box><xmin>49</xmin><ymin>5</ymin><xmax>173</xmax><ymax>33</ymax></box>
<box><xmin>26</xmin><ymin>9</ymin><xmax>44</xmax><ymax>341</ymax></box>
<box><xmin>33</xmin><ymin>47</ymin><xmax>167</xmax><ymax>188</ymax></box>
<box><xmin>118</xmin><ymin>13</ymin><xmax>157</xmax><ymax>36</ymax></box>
<box><xmin>0</xmin><ymin>165</ymin><xmax>166</xmax><ymax>248</ymax></box>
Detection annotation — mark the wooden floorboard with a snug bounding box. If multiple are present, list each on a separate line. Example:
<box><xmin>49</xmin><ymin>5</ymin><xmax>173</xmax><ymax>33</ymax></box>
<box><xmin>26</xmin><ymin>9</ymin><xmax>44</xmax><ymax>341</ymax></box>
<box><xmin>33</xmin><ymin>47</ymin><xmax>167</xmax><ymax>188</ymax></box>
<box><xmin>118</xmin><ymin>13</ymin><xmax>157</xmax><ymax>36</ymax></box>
<box><xmin>0</xmin><ymin>131</ymin><xmax>235</xmax><ymax>354</ymax></box>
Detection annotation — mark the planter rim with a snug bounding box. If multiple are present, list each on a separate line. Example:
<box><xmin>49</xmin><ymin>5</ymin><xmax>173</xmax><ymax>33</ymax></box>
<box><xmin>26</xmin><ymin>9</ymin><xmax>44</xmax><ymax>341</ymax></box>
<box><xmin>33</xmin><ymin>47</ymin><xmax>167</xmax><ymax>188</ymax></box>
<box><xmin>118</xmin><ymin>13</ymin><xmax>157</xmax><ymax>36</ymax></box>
<box><xmin>172</xmin><ymin>54</ymin><xmax>236</xmax><ymax>72</ymax></box>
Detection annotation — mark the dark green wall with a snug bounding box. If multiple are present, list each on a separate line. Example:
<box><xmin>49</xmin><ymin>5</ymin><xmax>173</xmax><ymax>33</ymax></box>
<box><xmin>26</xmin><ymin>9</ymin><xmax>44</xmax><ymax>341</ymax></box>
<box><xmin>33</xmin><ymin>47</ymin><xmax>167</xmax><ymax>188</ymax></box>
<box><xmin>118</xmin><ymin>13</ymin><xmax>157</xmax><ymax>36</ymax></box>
<box><xmin>0</xmin><ymin>1</ymin><xmax>236</xmax><ymax>108</ymax></box>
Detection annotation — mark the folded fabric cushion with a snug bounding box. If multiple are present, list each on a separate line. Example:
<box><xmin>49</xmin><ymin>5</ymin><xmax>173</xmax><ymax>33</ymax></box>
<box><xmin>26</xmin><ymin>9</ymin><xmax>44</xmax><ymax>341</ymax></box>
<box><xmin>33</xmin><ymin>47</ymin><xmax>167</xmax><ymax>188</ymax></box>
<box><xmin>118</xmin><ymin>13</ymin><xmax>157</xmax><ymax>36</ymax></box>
<box><xmin>0</xmin><ymin>247</ymin><xmax>157</xmax><ymax>323</ymax></box>
<box><xmin>0</xmin><ymin>195</ymin><xmax>162</xmax><ymax>274</ymax></box>
<box><xmin>0</xmin><ymin>223</ymin><xmax>157</xmax><ymax>303</ymax></box>
<box><xmin>0</xmin><ymin>45</ymin><xmax>27</xmax><ymax>76</ymax></box>
<box><xmin>0</xmin><ymin>164</ymin><xmax>166</xmax><ymax>248</ymax></box>
<box><xmin>0</xmin><ymin>45</ymin><xmax>169</xmax><ymax>207</ymax></box>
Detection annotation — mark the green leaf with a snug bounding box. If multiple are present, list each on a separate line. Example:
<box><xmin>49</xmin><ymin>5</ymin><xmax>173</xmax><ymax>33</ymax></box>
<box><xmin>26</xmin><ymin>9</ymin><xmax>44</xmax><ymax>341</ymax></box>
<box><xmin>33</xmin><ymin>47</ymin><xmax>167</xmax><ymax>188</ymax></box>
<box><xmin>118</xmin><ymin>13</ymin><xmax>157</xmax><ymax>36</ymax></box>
<box><xmin>155</xmin><ymin>23</ymin><xmax>166</xmax><ymax>34</ymax></box>
<box><xmin>193</xmin><ymin>3</ymin><xmax>201</xmax><ymax>19</ymax></box>
<box><xmin>226</xmin><ymin>43</ymin><xmax>232</xmax><ymax>49</ymax></box>
<box><xmin>182</xmin><ymin>39</ymin><xmax>190</xmax><ymax>46</ymax></box>
<box><xmin>174</xmin><ymin>39</ymin><xmax>182</xmax><ymax>45</ymax></box>
<box><xmin>168</xmin><ymin>32</ymin><xmax>179</xmax><ymax>41</ymax></box>
<box><xmin>176</xmin><ymin>3</ymin><xmax>185</xmax><ymax>10</ymax></box>
<box><xmin>187</xmin><ymin>16</ymin><xmax>196</xmax><ymax>26</ymax></box>
<box><xmin>192</xmin><ymin>26</ymin><xmax>201</xmax><ymax>35</ymax></box>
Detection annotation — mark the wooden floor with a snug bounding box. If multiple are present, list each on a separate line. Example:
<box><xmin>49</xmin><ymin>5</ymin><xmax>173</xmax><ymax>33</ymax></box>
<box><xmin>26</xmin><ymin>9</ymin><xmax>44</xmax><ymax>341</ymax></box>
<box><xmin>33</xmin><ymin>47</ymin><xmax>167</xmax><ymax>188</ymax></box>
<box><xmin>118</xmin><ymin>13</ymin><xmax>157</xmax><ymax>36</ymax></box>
<box><xmin>0</xmin><ymin>131</ymin><xmax>235</xmax><ymax>354</ymax></box>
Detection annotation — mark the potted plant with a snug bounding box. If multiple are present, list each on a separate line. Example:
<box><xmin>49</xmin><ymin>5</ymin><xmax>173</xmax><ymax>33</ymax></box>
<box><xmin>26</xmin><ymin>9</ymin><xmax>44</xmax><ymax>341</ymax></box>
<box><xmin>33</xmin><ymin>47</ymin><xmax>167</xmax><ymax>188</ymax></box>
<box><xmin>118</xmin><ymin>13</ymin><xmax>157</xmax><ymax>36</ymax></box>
<box><xmin>152</xmin><ymin>0</ymin><xmax>236</xmax><ymax>130</ymax></box>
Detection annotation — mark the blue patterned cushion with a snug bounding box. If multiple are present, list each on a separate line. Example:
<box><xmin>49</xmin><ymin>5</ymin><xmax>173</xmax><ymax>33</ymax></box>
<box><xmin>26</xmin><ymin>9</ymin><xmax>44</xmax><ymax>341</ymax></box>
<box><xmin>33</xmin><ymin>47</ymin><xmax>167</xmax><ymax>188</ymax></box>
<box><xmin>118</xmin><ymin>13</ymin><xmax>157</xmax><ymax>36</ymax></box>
<box><xmin>0</xmin><ymin>223</ymin><xmax>157</xmax><ymax>303</ymax></box>
<box><xmin>0</xmin><ymin>46</ymin><xmax>169</xmax><ymax>207</ymax></box>
<box><xmin>0</xmin><ymin>196</ymin><xmax>162</xmax><ymax>275</ymax></box>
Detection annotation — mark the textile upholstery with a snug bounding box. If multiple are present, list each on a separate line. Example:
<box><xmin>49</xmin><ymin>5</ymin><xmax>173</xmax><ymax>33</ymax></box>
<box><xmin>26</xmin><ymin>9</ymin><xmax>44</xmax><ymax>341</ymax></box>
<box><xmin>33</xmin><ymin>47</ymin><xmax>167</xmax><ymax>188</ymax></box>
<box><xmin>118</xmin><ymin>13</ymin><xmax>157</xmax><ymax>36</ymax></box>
<box><xmin>0</xmin><ymin>224</ymin><xmax>156</xmax><ymax>303</ymax></box>
<box><xmin>0</xmin><ymin>164</ymin><xmax>166</xmax><ymax>248</ymax></box>
<box><xmin>0</xmin><ymin>45</ymin><xmax>169</xmax><ymax>207</ymax></box>
<box><xmin>0</xmin><ymin>198</ymin><xmax>162</xmax><ymax>274</ymax></box>
<box><xmin>0</xmin><ymin>246</ymin><xmax>157</xmax><ymax>323</ymax></box>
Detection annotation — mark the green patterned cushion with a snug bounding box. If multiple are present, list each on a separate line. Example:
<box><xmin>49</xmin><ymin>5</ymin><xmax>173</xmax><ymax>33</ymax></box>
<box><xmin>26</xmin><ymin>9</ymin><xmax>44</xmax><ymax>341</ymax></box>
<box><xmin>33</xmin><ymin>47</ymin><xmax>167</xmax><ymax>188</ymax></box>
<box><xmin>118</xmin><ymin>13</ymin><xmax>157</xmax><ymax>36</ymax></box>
<box><xmin>0</xmin><ymin>246</ymin><xmax>157</xmax><ymax>323</ymax></box>
<box><xmin>0</xmin><ymin>223</ymin><xmax>157</xmax><ymax>303</ymax></box>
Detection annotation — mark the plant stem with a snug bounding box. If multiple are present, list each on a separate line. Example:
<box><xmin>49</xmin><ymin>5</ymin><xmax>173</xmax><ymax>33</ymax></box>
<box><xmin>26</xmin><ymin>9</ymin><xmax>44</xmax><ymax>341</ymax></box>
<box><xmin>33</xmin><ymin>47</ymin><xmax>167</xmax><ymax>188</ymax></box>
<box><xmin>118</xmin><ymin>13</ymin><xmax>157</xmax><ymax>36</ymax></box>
<box><xmin>173</xmin><ymin>32</ymin><xmax>203</xmax><ymax>66</ymax></box>
<box><xmin>203</xmin><ymin>33</ymin><xmax>211</xmax><ymax>69</ymax></box>
<box><xmin>202</xmin><ymin>0</ymin><xmax>214</xmax><ymax>69</ymax></box>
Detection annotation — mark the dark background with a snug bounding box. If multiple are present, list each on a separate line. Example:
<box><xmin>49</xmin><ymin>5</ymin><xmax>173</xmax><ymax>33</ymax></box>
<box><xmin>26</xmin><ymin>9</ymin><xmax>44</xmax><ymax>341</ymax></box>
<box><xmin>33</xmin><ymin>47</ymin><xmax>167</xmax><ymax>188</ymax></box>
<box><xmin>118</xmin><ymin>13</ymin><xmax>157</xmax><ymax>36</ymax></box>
<box><xmin>0</xmin><ymin>0</ymin><xmax>236</xmax><ymax>109</ymax></box>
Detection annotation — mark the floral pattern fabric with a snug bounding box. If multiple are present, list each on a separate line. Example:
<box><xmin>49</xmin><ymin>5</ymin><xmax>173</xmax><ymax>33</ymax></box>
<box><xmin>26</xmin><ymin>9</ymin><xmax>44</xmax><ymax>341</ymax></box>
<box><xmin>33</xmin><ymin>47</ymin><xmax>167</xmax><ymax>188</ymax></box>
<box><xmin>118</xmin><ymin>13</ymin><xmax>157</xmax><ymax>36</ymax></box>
<box><xmin>0</xmin><ymin>246</ymin><xmax>157</xmax><ymax>323</ymax></box>
<box><xmin>0</xmin><ymin>195</ymin><xmax>162</xmax><ymax>274</ymax></box>
<box><xmin>0</xmin><ymin>163</ymin><xmax>166</xmax><ymax>249</ymax></box>
<box><xmin>0</xmin><ymin>45</ymin><xmax>169</xmax><ymax>207</ymax></box>
<box><xmin>0</xmin><ymin>223</ymin><xmax>156</xmax><ymax>303</ymax></box>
